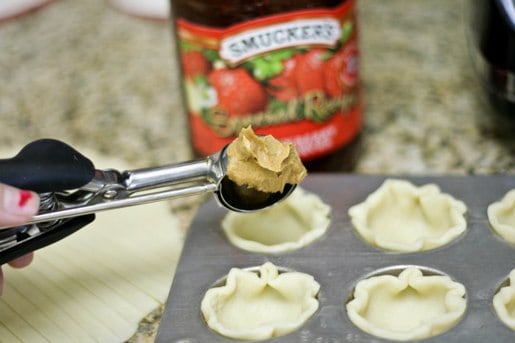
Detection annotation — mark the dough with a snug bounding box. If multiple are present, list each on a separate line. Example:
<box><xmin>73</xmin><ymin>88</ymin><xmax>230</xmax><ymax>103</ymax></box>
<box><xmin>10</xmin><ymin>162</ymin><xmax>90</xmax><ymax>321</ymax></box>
<box><xmin>487</xmin><ymin>189</ymin><xmax>515</xmax><ymax>244</ymax></box>
<box><xmin>493</xmin><ymin>268</ymin><xmax>515</xmax><ymax>330</ymax></box>
<box><xmin>201</xmin><ymin>262</ymin><xmax>320</xmax><ymax>340</ymax></box>
<box><xmin>346</xmin><ymin>267</ymin><xmax>467</xmax><ymax>341</ymax></box>
<box><xmin>221</xmin><ymin>187</ymin><xmax>330</xmax><ymax>253</ymax></box>
<box><xmin>226</xmin><ymin>126</ymin><xmax>307</xmax><ymax>193</ymax></box>
<box><xmin>348</xmin><ymin>179</ymin><xmax>467</xmax><ymax>252</ymax></box>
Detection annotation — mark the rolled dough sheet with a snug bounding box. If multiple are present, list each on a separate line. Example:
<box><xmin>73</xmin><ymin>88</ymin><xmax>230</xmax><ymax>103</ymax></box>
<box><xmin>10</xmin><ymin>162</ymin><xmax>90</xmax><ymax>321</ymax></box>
<box><xmin>0</xmin><ymin>149</ymin><xmax>184</xmax><ymax>342</ymax></box>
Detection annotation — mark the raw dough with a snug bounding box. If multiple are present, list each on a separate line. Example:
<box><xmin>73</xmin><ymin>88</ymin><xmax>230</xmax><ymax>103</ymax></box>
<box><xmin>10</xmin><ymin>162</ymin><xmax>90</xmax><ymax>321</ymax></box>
<box><xmin>226</xmin><ymin>126</ymin><xmax>307</xmax><ymax>193</ymax></box>
<box><xmin>221</xmin><ymin>187</ymin><xmax>330</xmax><ymax>253</ymax></box>
<box><xmin>348</xmin><ymin>179</ymin><xmax>467</xmax><ymax>252</ymax></box>
<box><xmin>201</xmin><ymin>262</ymin><xmax>320</xmax><ymax>340</ymax></box>
<box><xmin>346</xmin><ymin>267</ymin><xmax>467</xmax><ymax>341</ymax></box>
<box><xmin>487</xmin><ymin>189</ymin><xmax>515</xmax><ymax>244</ymax></box>
<box><xmin>493</xmin><ymin>268</ymin><xmax>515</xmax><ymax>330</ymax></box>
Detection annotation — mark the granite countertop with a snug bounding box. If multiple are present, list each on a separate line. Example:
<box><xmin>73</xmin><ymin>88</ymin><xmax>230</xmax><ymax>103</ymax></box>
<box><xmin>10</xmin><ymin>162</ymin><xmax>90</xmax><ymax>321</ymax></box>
<box><xmin>1</xmin><ymin>0</ymin><xmax>515</xmax><ymax>341</ymax></box>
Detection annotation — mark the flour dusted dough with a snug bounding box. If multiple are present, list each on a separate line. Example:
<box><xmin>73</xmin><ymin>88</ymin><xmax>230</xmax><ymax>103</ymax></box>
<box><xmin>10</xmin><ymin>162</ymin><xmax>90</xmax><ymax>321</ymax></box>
<box><xmin>488</xmin><ymin>189</ymin><xmax>515</xmax><ymax>244</ymax></box>
<box><xmin>346</xmin><ymin>267</ymin><xmax>467</xmax><ymax>341</ymax></box>
<box><xmin>201</xmin><ymin>262</ymin><xmax>320</xmax><ymax>340</ymax></box>
<box><xmin>221</xmin><ymin>187</ymin><xmax>330</xmax><ymax>253</ymax></box>
<box><xmin>348</xmin><ymin>179</ymin><xmax>467</xmax><ymax>252</ymax></box>
<box><xmin>493</xmin><ymin>268</ymin><xmax>515</xmax><ymax>330</ymax></box>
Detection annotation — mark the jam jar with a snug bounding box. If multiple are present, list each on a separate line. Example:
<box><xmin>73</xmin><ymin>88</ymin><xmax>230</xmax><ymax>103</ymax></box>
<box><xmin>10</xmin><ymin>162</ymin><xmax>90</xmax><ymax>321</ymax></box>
<box><xmin>171</xmin><ymin>0</ymin><xmax>363</xmax><ymax>171</ymax></box>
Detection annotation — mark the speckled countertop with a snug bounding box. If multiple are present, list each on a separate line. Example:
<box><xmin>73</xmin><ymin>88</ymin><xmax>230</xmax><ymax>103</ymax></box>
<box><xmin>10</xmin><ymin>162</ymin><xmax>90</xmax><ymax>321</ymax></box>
<box><xmin>1</xmin><ymin>0</ymin><xmax>515</xmax><ymax>341</ymax></box>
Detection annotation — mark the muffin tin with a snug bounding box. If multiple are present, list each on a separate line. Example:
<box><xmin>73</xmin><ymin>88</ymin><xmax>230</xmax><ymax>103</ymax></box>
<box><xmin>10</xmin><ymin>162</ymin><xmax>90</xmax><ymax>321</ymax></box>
<box><xmin>156</xmin><ymin>175</ymin><xmax>515</xmax><ymax>342</ymax></box>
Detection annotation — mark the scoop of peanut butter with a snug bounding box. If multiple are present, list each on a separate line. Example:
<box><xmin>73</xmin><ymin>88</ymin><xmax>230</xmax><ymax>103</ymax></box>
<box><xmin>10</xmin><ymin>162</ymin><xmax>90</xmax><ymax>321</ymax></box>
<box><xmin>226</xmin><ymin>127</ymin><xmax>307</xmax><ymax>193</ymax></box>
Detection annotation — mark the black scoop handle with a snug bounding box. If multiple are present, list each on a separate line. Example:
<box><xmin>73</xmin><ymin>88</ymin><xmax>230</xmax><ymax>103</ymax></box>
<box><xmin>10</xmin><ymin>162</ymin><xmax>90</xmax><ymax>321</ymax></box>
<box><xmin>0</xmin><ymin>139</ymin><xmax>95</xmax><ymax>193</ymax></box>
<box><xmin>0</xmin><ymin>139</ymin><xmax>96</xmax><ymax>265</ymax></box>
<box><xmin>0</xmin><ymin>214</ymin><xmax>96</xmax><ymax>266</ymax></box>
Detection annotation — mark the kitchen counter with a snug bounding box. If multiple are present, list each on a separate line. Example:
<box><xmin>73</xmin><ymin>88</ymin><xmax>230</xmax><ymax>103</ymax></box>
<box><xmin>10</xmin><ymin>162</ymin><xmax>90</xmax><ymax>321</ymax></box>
<box><xmin>1</xmin><ymin>0</ymin><xmax>514</xmax><ymax>341</ymax></box>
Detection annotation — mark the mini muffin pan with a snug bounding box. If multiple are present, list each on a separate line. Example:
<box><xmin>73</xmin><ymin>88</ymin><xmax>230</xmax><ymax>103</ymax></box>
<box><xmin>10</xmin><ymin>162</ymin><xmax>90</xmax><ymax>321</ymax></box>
<box><xmin>156</xmin><ymin>175</ymin><xmax>515</xmax><ymax>342</ymax></box>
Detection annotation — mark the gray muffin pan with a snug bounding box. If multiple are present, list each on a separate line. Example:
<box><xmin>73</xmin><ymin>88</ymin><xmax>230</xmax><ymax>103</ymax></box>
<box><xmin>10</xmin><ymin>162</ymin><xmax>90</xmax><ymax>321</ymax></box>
<box><xmin>156</xmin><ymin>175</ymin><xmax>515</xmax><ymax>342</ymax></box>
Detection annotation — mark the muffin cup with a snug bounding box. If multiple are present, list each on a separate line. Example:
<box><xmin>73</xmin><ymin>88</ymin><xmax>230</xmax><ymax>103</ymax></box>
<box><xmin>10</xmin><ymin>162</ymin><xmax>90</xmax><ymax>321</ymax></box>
<box><xmin>200</xmin><ymin>262</ymin><xmax>320</xmax><ymax>341</ymax></box>
<box><xmin>346</xmin><ymin>265</ymin><xmax>467</xmax><ymax>341</ymax></box>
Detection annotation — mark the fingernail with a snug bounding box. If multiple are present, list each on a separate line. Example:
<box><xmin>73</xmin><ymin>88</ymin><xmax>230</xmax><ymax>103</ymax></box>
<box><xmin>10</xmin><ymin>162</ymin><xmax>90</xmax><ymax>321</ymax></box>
<box><xmin>18</xmin><ymin>190</ymin><xmax>33</xmax><ymax>207</ymax></box>
<box><xmin>2</xmin><ymin>186</ymin><xmax>38</xmax><ymax>215</ymax></box>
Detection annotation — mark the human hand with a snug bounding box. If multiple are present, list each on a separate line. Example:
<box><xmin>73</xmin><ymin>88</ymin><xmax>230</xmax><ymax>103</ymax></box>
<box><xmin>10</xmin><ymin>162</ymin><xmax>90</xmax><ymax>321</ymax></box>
<box><xmin>0</xmin><ymin>183</ymin><xmax>39</xmax><ymax>296</ymax></box>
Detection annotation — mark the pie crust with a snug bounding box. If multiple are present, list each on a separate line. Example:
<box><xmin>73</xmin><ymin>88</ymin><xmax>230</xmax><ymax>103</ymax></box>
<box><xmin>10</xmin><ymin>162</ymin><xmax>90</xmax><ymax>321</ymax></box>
<box><xmin>221</xmin><ymin>187</ymin><xmax>331</xmax><ymax>253</ymax></box>
<box><xmin>493</xmin><ymin>268</ymin><xmax>515</xmax><ymax>330</ymax></box>
<box><xmin>348</xmin><ymin>179</ymin><xmax>467</xmax><ymax>252</ymax></box>
<box><xmin>346</xmin><ymin>267</ymin><xmax>467</xmax><ymax>341</ymax></box>
<box><xmin>487</xmin><ymin>189</ymin><xmax>515</xmax><ymax>244</ymax></box>
<box><xmin>201</xmin><ymin>262</ymin><xmax>320</xmax><ymax>340</ymax></box>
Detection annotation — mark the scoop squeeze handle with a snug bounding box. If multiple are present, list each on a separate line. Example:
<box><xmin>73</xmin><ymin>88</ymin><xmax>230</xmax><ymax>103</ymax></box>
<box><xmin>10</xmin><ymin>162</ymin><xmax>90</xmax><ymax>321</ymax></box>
<box><xmin>0</xmin><ymin>214</ymin><xmax>95</xmax><ymax>266</ymax></box>
<box><xmin>0</xmin><ymin>139</ymin><xmax>95</xmax><ymax>193</ymax></box>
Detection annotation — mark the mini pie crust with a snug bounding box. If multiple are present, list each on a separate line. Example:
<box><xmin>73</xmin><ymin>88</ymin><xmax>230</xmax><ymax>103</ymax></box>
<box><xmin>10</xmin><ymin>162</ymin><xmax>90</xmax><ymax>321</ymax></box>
<box><xmin>346</xmin><ymin>267</ymin><xmax>467</xmax><ymax>341</ymax></box>
<box><xmin>487</xmin><ymin>189</ymin><xmax>515</xmax><ymax>244</ymax></box>
<box><xmin>348</xmin><ymin>179</ymin><xmax>467</xmax><ymax>252</ymax></box>
<box><xmin>493</xmin><ymin>268</ymin><xmax>515</xmax><ymax>330</ymax></box>
<box><xmin>200</xmin><ymin>262</ymin><xmax>320</xmax><ymax>340</ymax></box>
<box><xmin>221</xmin><ymin>187</ymin><xmax>331</xmax><ymax>253</ymax></box>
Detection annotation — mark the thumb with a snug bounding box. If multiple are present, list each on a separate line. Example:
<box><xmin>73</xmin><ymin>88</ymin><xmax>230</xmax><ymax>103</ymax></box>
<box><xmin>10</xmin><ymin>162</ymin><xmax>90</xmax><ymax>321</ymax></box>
<box><xmin>0</xmin><ymin>184</ymin><xmax>39</xmax><ymax>227</ymax></box>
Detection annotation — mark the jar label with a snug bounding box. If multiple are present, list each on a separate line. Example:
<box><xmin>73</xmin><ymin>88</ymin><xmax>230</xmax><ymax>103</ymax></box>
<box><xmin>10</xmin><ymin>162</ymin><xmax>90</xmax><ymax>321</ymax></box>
<box><xmin>175</xmin><ymin>0</ymin><xmax>362</xmax><ymax>160</ymax></box>
<box><xmin>219</xmin><ymin>18</ymin><xmax>342</xmax><ymax>64</ymax></box>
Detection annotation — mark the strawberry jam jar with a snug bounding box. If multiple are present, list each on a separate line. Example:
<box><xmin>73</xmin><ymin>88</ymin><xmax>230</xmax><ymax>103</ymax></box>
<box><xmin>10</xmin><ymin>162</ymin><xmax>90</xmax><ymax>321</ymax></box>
<box><xmin>171</xmin><ymin>0</ymin><xmax>363</xmax><ymax>171</ymax></box>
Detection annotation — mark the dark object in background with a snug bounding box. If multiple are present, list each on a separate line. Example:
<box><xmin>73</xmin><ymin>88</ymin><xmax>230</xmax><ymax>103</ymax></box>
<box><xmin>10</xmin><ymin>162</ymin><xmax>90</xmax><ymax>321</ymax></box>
<box><xmin>468</xmin><ymin>0</ymin><xmax>515</xmax><ymax>116</ymax></box>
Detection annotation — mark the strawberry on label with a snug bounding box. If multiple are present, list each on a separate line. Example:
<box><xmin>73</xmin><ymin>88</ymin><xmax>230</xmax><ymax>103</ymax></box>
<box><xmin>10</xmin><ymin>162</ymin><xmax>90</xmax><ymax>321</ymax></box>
<box><xmin>267</xmin><ymin>55</ymin><xmax>301</xmax><ymax>101</ymax></box>
<box><xmin>181</xmin><ymin>51</ymin><xmax>212</xmax><ymax>79</ymax></box>
<box><xmin>208</xmin><ymin>68</ymin><xmax>268</xmax><ymax>116</ymax></box>
<box><xmin>324</xmin><ymin>41</ymin><xmax>359</xmax><ymax>98</ymax></box>
<box><xmin>295</xmin><ymin>49</ymin><xmax>328</xmax><ymax>96</ymax></box>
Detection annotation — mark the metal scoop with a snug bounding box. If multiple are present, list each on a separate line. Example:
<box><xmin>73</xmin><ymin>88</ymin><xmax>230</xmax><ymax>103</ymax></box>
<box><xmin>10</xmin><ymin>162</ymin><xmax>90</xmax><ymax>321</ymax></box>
<box><xmin>0</xmin><ymin>139</ymin><xmax>297</xmax><ymax>264</ymax></box>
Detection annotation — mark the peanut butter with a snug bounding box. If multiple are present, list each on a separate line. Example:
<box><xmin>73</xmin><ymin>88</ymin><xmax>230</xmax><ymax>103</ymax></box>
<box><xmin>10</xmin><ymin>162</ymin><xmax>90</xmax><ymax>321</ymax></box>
<box><xmin>226</xmin><ymin>127</ymin><xmax>307</xmax><ymax>193</ymax></box>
